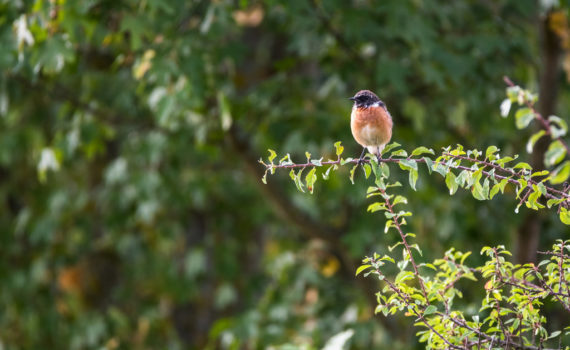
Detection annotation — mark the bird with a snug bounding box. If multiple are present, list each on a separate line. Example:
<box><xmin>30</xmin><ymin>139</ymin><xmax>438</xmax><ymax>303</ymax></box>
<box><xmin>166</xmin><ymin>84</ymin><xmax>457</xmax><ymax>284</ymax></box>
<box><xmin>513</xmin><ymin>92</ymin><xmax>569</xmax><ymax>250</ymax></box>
<box><xmin>349</xmin><ymin>90</ymin><xmax>393</xmax><ymax>161</ymax></box>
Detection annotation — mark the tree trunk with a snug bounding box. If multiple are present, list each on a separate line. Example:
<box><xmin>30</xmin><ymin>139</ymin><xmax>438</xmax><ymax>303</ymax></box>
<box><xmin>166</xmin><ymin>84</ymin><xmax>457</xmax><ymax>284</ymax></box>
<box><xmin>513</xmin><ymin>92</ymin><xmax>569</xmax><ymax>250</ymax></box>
<box><xmin>516</xmin><ymin>10</ymin><xmax>562</xmax><ymax>264</ymax></box>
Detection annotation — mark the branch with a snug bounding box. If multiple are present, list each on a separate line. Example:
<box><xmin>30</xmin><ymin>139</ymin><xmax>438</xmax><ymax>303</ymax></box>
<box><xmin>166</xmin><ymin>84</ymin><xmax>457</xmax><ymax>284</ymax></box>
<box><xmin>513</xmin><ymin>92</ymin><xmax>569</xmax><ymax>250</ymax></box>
<box><xmin>372</xmin><ymin>267</ymin><xmax>462</xmax><ymax>350</ymax></box>
<box><xmin>228</xmin><ymin>125</ymin><xmax>403</xmax><ymax>336</ymax></box>
<box><xmin>446</xmin><ymin>316</ymin><xmax>558</xmax><ymax>350</ymax></box>
<box><xmin>262</xmin><ymin>149</ymin><xmax>570</xmax><ymax>205</ymax></box>
<box><xmin>504</xmin><ymin>76</ymin><xmax>570</xmax><ymax>155</ymax></box>
<box><xmin>443</xmin><ymin>152</ymin><xmax>570</xmax><ymax>201</ymax></box>
<box><xmin>376</xmin><ymin>187</ymin><xmax>428</xmax><ymax>300</ymax></box>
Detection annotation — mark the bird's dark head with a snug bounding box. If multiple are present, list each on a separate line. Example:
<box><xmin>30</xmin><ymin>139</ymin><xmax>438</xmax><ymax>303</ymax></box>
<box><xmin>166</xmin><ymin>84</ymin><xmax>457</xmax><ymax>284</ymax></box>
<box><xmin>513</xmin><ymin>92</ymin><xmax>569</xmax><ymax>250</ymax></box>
<box><xmin>349</xmin><ymin>90</ymin><xmax>384</xmax><ymax>108</ymax></box>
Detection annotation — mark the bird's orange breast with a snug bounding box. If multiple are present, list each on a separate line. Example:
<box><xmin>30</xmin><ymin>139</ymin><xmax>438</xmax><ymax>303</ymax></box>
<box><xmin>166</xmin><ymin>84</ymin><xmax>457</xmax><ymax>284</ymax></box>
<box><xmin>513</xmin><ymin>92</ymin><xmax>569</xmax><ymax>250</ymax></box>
<box><xmin>350</xmin><ymin>106</ymin><xmax>393</xmax><ymax>147</ymax></box>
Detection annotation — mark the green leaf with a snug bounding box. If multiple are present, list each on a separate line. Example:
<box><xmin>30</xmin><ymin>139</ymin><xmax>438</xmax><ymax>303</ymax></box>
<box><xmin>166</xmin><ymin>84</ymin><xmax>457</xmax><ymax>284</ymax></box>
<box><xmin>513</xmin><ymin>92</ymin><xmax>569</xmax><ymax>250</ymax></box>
<box><xmin>305</xmin><ymin>167</ymin><xmax>317</xmax><ymax>194</ymax></box>
<box><xmin>560</xmin><ymin>207</ymin><xmax>570</xmax><ymax>225</ymax></box>
<box><xmin>455</xmin><ymin>170</ymin><xmax>470</xmax><ymax>188</ymax></box>
<box><xmin>291</xmin><ymin>168</ymin><xmax>305</xmax><ymax>192</ymax></box>
<box><xmin>432</xmin><ymin>163</ymin><xmax>447</xmax><ymax>178</ymax></box>
<box><xmin>550</xmin><ymin>160</ymin><xmax>570</xmax><ymax>184</ymax></box>
<box><xmin>471</xmin><ymin>179</ymin><xmax>487</xmax><ymax>200</ymax></box>
<box><xmin>513</xmin><ymin>162</ymin><xmax>532</xmax><ymax>170</ymax></box>
<box><xmin>267</xmin><ymin>149</ymin><xmax>277</xmax><ymax>163</ymax></box>
<box><xmin>375</xmin><ymin>304</ymin><xmax>385</xmax><ymax>314</ymax></box>
<box><xmin>279</xmin><ymin>153</ymin><xmax>293</xmax><ymax>165</ymax></box>
<box><xmin>482</xmin><ymin>178</ymin><xmax>490</xmax><ymax>199</ymax></box>
<box><xmin>445</xmin><ymin>171</ymin><xmax>458</xmax><ymax>195</ymax></box>
<box><xmin>492</xmin><ymin>290</ymin><xmax>502</xmax><ymax>301</ymax></box>
<box><xmin>393</xmin><ymin>195</ymin><xmax>408</xmax><ymax>206</ymax></box>
<box><xmin>391</xmin><ymin>149</ymin><xmax>408</xmax><ymax>158</ymax></box>
<box><xmin>380</xmin><ymin>162</ymin><xmax>390</xmax><ymax>178</ymax></box>
<box><xmin>527</xmin><ymin>130</ymin><xmax>546</xmax><ymax>154</ymax></box>
<box><xmin>399</xmin><ymin>159</ymin><xmax>418</xmax><ymax>171</ymax></box>
<box><xmin>547</xmin><ymin>198</ymin><xmax>564</xmax><ymax>208</ymax></box>
<box><xmin>485</xmin><ymin>145</ymin><xmax>499</xmax><ymax>159</ymax></box>
<box><xmin>410</xmin><ymin>243</ymin><xmax>422</xmax><ymax>256</ymax></box>
<box><xmin>322</xmin><ymin>165</ymin><xmax>336</xmax><ymax>180</ymax></box>
<box><xmin>384</xmin><ymin>220</ymin><xmax>394</xmax><ymax>233</ymax></box>
<box><xmin>411</xmin><ymin>146</ymin><xmax>434</xmax><ymax>157</ymax></box>
<box><xmin>363</xmin><ymin>163</ymin><xmax>371</xmax><ymax>179</ymax></box>
<box><xmin>423</xmin><ymin>157</ymin><xmax>434</xmax><ymax>174</ymax></box>
<box><xmin>356</xmin><ymin>264</ymin><xmax>371</xmax><ymax>276</ymax></box>
<box><xmin>496</xmin><ymin>156</ymin><xmax>516</xmax><ymax>167</ymax></box>
<box><xmin>395</xmin><ymin>270</ymin><xmax>414</xmax><ymax>284</ymax></box>
<box><xmin>526</xmin><ymin>188</ymin><xmax>543</xmax><ymax>210</ymax></box>
<box><xmin>382</xmin><ymin>142</ymin><xmax>401</xmax><ymax>154</ymax></box>
<box><xmin>490</xmin><ymin>179</ymin><xmax>508</xmax><ymax>199</ymax></box>
<box><xmin>549</xmin><ymin>115</ymin><xmax>568</xmax><ymax>138</ymax></box>
<box><xmin>423</xmin><ymin>305</ymin><xmax>437</xmax><ymax>316</ymax></box>
<box><xmin>548</xmin><ymin>330</ymin><xmax>562</xmax><ymax>339</ymax></box>
<box><xmin>531</xmin><ymin>170</ymin><xmax>549</xmax><ymax>178</ymax></box>
<box><xmin>368</xmin><ymin>202</ymin><xmax>386</xmax><ymax>213</ymax></box>
<box><xmin>515</xmin><ymin>107</ymin><xmax>534</xmax><ymax>129</ymax></box>
<box><xmin>349</xmin><ymin>164</ymin><xmax>358</xmax><ymax>184</ymax></box>
<box><xmin>537</xmin><ymin>182</ymin><xmax>547</xmax><ymax>195</ymax></box>
<box><xmin>545</xmin><ymin>140</ymin><xmax>566</xmax><ymax>167</ymax></box>
<box><xmin>409</xmin><ymin>169</ymin><xmax>418</xmax><ymax>191</ymax></box>
<box><xmin>507</xmin><ymin>85</ymin><xmax>521</xmax><ymax>101</ymax></box>
<box><xmin>334</xmin><ymin>141</ymin><xmax>344</xmax><ymax>157</ymax></box>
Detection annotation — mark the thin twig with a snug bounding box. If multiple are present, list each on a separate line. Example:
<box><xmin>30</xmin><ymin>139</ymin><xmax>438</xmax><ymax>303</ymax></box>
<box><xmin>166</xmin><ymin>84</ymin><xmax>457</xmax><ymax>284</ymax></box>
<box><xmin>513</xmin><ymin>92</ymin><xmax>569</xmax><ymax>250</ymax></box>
<box><xmin>444</xmin><ymin>152</ymin><xmax>570</xmax><ymax>200</ymax></box>
<box><xmin>377</xmin><ymin>187</ymin><xmax>429</xmax><ymax>300</ymax></box>
<box><xmin>374</xmin><ymin>268</ymin><xmax>463</xmax><ymax>349</ymax></box>
<box><xmin>264</xmin><ymin>154</ymin><xmax>570</xmax><ymax>203</ymax></box>
<box><xmin>503</xmin><ymin>76</ymin><xmax>570</xmax><ymax>155</ymax></box>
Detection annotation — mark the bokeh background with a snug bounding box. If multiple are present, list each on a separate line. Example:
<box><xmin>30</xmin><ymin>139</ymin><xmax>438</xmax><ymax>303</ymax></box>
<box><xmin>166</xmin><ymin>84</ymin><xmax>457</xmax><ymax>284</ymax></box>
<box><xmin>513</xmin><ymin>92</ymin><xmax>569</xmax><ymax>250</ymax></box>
<box><xmin>1</xmin><ymin>0</ymin><xmax>569</xmax><ymax>349</ymax></box>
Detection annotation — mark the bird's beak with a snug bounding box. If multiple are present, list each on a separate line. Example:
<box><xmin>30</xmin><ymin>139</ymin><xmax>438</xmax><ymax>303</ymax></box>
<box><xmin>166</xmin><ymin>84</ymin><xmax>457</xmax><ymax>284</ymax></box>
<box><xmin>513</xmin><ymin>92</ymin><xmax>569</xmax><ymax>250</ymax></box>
<box><xmin>349</xmin><ymin>97</ymin><xmax>356</xmax><ymax>101</ymax></box>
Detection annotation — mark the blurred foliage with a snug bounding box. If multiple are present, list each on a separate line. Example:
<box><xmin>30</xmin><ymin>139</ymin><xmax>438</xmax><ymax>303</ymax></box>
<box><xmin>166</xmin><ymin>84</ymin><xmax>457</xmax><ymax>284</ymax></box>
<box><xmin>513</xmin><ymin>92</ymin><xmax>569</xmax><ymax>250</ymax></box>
<box><xmin>1</xmin><ymin>0</ymin><xmax>570</xmax><ymax>349</ymax></box>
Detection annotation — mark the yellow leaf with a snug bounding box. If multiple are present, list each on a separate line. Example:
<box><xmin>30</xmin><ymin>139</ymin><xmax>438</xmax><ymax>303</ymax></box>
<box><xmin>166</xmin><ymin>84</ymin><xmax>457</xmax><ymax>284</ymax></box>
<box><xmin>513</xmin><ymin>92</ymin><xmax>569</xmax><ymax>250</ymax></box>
<box><xmin>232</xmin><ymin>6</ymin><xmax>264</xmax><ymax>27</ymax></box>
<box><xmin>133</xmin><ymin>49</ymin><xmax>156</xmax><ymax>80</ymax></box>
<box><xmin>321</xmin><ymin>256</ymin><xmax>340</xmax><ymax>277</ymax></box>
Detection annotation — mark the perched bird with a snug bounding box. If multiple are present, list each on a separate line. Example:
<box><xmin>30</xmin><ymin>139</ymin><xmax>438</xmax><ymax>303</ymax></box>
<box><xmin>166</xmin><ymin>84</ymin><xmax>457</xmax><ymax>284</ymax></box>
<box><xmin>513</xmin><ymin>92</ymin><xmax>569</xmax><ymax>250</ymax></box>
<box><xmin>349</xmin><ymin>90</ymin><xmax>393</xmax><ymax>160</ymax></box>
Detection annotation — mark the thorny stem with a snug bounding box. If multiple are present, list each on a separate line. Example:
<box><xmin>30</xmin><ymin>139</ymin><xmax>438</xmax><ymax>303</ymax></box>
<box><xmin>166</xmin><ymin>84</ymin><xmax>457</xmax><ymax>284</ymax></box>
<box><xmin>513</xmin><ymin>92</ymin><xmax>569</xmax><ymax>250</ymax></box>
<box><xmin>373</xmin><ymin>268</ymin><xmax>463</xmax><ymax>350</ymax></box>
<box><xmin>443</xmin><ymin>152</ymin><xmax>570</xmax><ymax>201</ymax></box>
<box><xmin>488</xmin><ymin>256</ymin><xmax>570</xmax><ymax>302</ymax></box>
<box><xmin>263</xmin><ymin>154</ymin><xmax>570</xmax><ymax>204</ymax></box>
<box><xmin>503</xmin><ymin>76</ymin><xmax>570</xmax><ymax>155</ymax></box>
<box><xmin>492</xmin><ymin>248</ymin><xmax>511</xmax><ymax>345</ymax></box>
<box><xmin>531</xmin><ymin>264</ymin><xmax>570</xmax><ymax>313</ymax></box>
<box><xmin>556</xmin><ymin>241</ymin><xmax>569</xmax><ymax>298</ymax></box>
<box><xmin>446</xmin><ymin>316</ymin><xmax>557</xmax><ymax>350</ymax></box>
<box><xmin>559</xmin><ymin>241</ymin><xmax>564</xmax><ymax>295</ymax></box>
<box><xmin>263</xmin><ymin>147</ymin><xmax>570</xmax><ymax>347</ymax></box>
<box><xmin>375</xmin><ymin>260</ymin><xmax>558</xmax><ymax>349</ymax></box>
<box><xmin>377</xmin><ymin>187</ymin><xmax>429</xmax><ymax>300</ymax></box>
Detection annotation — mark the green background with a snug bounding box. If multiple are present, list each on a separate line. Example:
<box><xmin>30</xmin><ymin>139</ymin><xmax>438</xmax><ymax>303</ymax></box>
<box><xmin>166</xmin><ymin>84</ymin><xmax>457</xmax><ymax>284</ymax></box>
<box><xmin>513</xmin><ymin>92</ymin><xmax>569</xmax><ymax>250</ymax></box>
<box><xmin>1</xmin><ymin>0</ymin><xmax>568</xmax><ymax>348</ymax></box>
